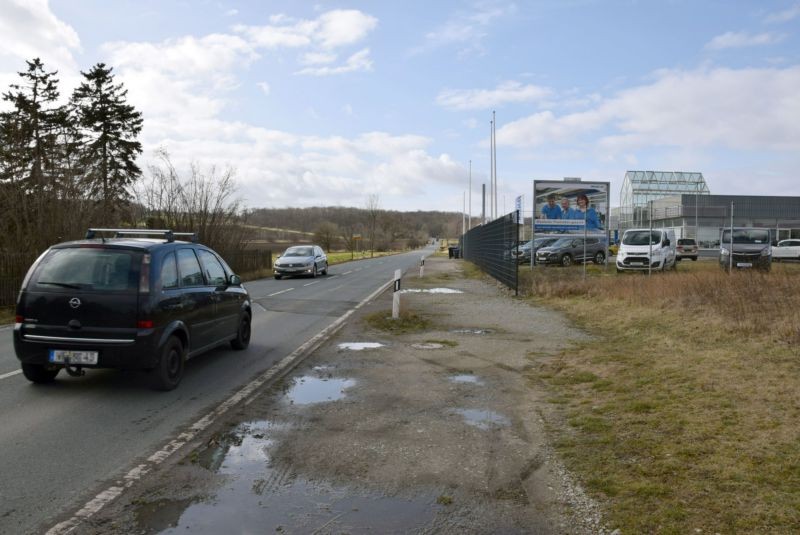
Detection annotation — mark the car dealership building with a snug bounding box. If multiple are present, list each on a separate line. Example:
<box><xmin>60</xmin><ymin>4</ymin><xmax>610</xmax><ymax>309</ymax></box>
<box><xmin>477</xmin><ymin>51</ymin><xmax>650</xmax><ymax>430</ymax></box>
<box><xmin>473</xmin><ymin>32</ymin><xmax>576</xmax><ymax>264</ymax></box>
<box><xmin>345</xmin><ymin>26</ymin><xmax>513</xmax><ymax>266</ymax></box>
<box><xmin>615</xmin><ymin>171</ymin><xmax>800</xmax><ymax>246</ymax></box>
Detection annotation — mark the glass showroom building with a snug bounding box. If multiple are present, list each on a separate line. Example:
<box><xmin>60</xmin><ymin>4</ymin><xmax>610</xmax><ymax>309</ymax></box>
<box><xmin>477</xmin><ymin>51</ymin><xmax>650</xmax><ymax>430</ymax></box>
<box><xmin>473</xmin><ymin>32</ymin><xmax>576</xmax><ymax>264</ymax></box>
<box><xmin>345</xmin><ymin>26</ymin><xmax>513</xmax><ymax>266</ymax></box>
<box><xmin>617</xmin><ymin>171</ymin><xmax>800</xmax><ymax>246</ymax></box>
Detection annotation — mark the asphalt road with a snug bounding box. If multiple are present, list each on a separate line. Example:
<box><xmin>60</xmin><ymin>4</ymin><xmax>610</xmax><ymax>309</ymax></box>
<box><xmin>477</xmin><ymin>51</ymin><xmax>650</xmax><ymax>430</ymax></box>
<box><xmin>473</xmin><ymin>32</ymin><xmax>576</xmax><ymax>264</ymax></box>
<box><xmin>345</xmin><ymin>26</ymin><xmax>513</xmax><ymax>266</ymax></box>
<box><xmin>0</xmin><ymin>246</ymin><xmax>435</xmax><ymax>535</ymax></box>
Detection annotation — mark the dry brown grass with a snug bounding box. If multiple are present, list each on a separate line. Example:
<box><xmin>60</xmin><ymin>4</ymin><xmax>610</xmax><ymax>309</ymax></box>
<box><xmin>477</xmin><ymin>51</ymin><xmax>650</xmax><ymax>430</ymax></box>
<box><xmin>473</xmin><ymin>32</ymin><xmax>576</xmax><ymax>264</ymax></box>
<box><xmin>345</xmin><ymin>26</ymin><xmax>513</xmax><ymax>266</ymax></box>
<box><xmin>521</xmin><ymin>261</ymin><xmax>800</xmax><ymax>532</ymax></box>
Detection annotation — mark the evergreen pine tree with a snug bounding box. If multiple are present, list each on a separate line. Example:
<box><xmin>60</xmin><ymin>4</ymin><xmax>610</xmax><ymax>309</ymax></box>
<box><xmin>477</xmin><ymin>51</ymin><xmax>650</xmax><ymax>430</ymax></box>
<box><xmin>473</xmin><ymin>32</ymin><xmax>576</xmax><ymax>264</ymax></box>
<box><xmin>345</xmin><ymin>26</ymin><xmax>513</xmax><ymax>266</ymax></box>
<box><xmin>0</xmin><ymin>58</ymin><xmax>63</xmax><ymax>191</ymax></box>
<box><xmin>71</xmin><ymin>63</ymin><xmax>143</xmax><ymax>219</ymax></box>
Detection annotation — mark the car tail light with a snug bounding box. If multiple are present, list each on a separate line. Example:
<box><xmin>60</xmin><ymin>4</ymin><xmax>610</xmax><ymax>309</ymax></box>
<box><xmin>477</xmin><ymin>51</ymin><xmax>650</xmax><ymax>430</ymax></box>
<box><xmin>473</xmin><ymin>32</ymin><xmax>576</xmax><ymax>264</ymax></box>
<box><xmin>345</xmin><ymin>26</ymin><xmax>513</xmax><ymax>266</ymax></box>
<box><xmin>137</xmin><ymin>320</ymin><xmax>154</xmax><ymax>329</ymax></box>
<box><xmin>139</xmin><ymin>254</ymin><xmax>151</xmax><ymax>294</ymax></box>
<box><xmin>15</xmin><ymin>315</ymin><xmax>23</xmax><ymax>324</ymax></box>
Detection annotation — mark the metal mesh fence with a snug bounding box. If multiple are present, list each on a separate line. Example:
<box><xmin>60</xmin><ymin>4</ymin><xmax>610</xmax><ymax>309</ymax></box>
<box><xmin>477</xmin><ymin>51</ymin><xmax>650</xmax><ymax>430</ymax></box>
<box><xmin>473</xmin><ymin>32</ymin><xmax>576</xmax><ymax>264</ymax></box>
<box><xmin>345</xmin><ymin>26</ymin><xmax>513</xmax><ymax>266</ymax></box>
<box><xmin>461</xmin><ymin>213</ymin><xmax>518</xmax><ymax>294</ymax></box>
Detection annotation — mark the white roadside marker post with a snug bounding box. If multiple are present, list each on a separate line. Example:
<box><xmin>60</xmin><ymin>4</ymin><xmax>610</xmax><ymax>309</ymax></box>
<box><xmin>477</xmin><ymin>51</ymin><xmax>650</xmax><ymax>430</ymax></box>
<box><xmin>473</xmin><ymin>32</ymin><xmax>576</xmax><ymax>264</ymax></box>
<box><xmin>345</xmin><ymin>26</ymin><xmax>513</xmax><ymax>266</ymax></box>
<box><xmin>419</xmin><ymin>256</ymin><xmax>425</xmax><ymax>278</ymax></box>
<box><xmin>392</xmin><ymin>269</ymin><xmax>402</xmax><ymax>319</ymax></box>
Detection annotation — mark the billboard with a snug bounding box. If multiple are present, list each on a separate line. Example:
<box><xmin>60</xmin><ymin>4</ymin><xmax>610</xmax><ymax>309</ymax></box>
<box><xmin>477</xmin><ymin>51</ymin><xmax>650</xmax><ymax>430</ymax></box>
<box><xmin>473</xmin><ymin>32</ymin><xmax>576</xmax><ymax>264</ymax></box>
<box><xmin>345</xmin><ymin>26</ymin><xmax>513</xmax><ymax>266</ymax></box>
<box><xmin>532</xmin><ymin>180</ymin><xmax>610</xmax><ymax>238</ymax></box>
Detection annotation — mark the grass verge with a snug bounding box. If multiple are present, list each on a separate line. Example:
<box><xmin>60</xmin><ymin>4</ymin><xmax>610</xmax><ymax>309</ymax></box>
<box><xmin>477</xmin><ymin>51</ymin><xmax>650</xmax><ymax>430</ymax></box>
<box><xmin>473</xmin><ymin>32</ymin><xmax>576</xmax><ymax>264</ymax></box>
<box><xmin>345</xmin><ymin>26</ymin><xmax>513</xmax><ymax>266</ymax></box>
<box><xmin>521</xmin><ymin>261</ymin><xmax>800</xmax><ymax>533</ymax></box>
<box><xmin>364</xmin><ymin>310</ymin><xmax>432</xmax><ymax>334</ymax></box>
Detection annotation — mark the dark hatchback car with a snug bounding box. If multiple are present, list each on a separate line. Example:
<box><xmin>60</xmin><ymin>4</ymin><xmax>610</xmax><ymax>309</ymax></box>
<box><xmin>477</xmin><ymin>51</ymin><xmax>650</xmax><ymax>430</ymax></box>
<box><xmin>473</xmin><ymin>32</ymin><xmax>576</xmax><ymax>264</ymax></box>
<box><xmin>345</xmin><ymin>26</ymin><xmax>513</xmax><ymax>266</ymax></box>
<box><xmin>14</xmin><ymin>229</ymin><xmax>252</xmax><ymax>391</ymax></box>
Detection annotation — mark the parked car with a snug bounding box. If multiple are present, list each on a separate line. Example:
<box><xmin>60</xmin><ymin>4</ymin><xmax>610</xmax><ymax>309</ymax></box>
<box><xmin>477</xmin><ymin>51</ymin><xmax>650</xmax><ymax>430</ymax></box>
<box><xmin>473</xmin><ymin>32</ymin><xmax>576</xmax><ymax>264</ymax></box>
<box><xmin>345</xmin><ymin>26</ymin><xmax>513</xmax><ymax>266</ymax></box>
<box><xmin>274</xmin><ymin>245</ymin><xmax>328</xmax><ymax>279</ymax></box>
<box><xmin>616</xmin><ymin>229</ymin><xmax>676</xmax><ymax>272</ymax></box>
<box><xmin>772</xmin><ymin>239</ymin><xmax>800</xmax><ymax>262</ymax></box>
<box><xmin>13</xmin><ymin>229</ymin><xmax>251</xmax><ymax>391</ymax></box>
<box><xmin>535</xmin><ymin>236</ymin><xmax>607</xmax><ymax>266</ymax></box>
<box><xmin>719</xmin><ymin>227</ymin><xmax>772</xmax><ymax>271</ymax></box>
<box><xmin>676</xmin><ymin>238</ymin><xmax>698</xmax><ymax>261</ymax></box>
<box><xmin>512</xmin><ymin>237</ymin><xmax>558</xmax><ymax>264</ymax></box>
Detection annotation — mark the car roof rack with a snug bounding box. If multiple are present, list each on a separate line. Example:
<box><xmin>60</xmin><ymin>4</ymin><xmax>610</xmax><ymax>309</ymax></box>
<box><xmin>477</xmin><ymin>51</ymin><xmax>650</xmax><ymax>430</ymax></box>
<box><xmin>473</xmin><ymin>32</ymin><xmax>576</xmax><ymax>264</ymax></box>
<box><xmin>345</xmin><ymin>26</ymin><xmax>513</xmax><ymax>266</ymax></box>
<box><xmin>85</xmin><ymin>228</ymin><xmax>199</xmax><ymax>243</ymax></box>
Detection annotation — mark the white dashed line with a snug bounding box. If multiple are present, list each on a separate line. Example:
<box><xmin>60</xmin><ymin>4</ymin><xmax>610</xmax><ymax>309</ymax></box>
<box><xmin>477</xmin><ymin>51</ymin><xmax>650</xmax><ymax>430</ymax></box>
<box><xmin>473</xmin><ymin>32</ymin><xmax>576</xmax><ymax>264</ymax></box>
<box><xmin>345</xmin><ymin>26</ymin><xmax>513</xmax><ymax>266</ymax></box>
<box><xmin>343</xmin><ymin>270</ymin><xmax>353</xmax><ymax>275</ymax></box>
<box><xmin>254</xmin><ymin>302</ymin><xmax>267</xmax><ymax>312</ymax></box>
<box><xmin>0</xmin><ymin>370</ymin><xmax>21</xmax><ymax>380</ymax></box>
<box><xmin>268</xmin><ymin>288</ymin><xmax>295</xmax><ymax>297</ymax></box>
<box><xmin>303</xmin><ymin>281</ymin><xmax>320</xmax><ymax>287</ymax></box>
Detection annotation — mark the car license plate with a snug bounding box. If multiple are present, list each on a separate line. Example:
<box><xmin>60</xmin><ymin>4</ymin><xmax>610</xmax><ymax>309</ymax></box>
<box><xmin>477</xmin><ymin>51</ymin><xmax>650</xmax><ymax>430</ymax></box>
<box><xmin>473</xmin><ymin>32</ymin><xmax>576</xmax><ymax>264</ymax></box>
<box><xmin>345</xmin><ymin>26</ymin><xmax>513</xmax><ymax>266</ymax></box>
<box><xmin>49</xmin><ymin>349</ymin><xmax>98</xmax><ymax>365</ymax></box>
<box><xmin>736</xmin><ymin>262</ymin><xmax>752</xmax><ymax>268</ymax></box>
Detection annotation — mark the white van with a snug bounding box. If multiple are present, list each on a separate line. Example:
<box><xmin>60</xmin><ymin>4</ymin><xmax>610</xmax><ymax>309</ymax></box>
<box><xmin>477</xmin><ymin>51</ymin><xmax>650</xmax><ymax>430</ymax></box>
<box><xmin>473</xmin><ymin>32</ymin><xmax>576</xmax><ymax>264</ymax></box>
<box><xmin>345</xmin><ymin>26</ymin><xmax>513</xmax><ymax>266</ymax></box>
<box><xmin>616</xmin><ymin>228</ymin><xmax>677</xmax><ymax>272</ymax></box>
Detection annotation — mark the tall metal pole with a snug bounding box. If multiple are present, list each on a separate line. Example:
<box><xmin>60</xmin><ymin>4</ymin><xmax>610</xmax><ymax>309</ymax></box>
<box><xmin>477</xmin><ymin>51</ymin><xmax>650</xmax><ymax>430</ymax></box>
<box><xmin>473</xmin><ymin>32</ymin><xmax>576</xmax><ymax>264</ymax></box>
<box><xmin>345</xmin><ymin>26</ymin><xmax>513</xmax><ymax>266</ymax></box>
<box><xmin>492</xmin><ymin>110</ymin><xmax>498</xmax><ymax>218</ymax></box>
<box><xmin>462</xmin><ymin>191</ymin><xmax>466</xmax><ymax>238</ymax></box>
<box><xmin>729</xmin><ymin>202</ymin><xmax>734</xmax><ymax>272</ymax></box>
<box><xmin>482</xmin><ymin>183</ymin><xmax>486</xmax><ymax>225</ymax></box>
<box><xmin>648</xmin><ymin>200</ymin><xmax>653</xmax><ymax>276</ymax></box>
<box><xmin>468</xmin><ymin>160</ymin><xmax>472</xmax><ymax>230</ymax></box>
<box><xmin>489</xmin><ymin>119</ymin><xmax>494</xmax><ymax>220</ymax></box>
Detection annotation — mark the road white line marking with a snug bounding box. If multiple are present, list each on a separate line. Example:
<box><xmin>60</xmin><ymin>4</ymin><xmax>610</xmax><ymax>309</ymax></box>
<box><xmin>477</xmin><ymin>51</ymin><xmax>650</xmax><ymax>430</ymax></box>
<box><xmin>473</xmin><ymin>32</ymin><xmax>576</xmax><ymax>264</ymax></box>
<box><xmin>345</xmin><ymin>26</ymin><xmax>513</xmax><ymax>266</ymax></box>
<box><xmin>326</xmin><ymin>275</ymin><xmax>338</xmax><ymax>279</ymax></box>
<box><xmin>254</xmin><ymin>302</ymin><xmax>267</xmax><ymax>312</ymax></box>
<box><xmin>268</xmin><ymin>288</ymin><xmax>295</xmax><ymax>297</ymax></box>
<box><xmin>46</xmin><ymin>273</ymin><xmax>399</xmax><ymax>535</ymax></box>
<box><xmin>342</xmin><ymin>270</ymin><xmax>353</xmax><ymax>275</ymax></box>
<box><xmin>323</xmin><ymin>284</ymin><xmax>345</xmax><ymax>294</ymax></box>
<box><xmin>0</xmin><ymin>370</ymin><xmax>21</xmax><ymax>380</ymax></box>
<box><xmin>354</xmin><ymin>268</ymin><xmax>362</xmax><ymax>272</ymax></box>
<box><xmin>303</xmin><ymin>281</ymin><xmax>320</xmax><ymax>287</ymax></box>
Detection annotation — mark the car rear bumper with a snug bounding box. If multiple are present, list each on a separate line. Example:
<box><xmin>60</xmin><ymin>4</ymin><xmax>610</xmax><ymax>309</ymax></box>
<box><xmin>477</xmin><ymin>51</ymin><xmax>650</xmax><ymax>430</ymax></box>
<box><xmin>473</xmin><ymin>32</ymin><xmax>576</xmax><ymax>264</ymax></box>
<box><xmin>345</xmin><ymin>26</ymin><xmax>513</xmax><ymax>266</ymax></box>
<box><xmin>14</xmin><ymin>325</ymin><xmax>161</xmax><ymax>370</ymax></box>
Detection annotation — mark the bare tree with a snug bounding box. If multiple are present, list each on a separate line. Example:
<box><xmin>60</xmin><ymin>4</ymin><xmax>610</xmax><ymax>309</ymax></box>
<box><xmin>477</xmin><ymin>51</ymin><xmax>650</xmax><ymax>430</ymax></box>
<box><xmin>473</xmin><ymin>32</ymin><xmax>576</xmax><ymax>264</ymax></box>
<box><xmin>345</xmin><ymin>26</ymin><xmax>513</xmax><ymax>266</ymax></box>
<box><xmin>314</xmin><ymin>221</ymin><xmax>339</xmax><ymax>252</ymax></box>
<box><xmin>130</xmin><ymin>149</ymin><xmax>247</xmax><ymax>256</ymax></box>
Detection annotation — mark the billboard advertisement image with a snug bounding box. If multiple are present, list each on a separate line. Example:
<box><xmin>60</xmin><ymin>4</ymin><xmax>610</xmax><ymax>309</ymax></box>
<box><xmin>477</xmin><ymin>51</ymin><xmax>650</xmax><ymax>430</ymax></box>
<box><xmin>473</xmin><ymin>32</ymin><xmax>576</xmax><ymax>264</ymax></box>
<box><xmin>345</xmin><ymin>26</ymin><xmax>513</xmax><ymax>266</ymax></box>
<box><xmin>533</xmin><ymin>180</ymin><xmax>610</xmax><ymax>238</ymax></box>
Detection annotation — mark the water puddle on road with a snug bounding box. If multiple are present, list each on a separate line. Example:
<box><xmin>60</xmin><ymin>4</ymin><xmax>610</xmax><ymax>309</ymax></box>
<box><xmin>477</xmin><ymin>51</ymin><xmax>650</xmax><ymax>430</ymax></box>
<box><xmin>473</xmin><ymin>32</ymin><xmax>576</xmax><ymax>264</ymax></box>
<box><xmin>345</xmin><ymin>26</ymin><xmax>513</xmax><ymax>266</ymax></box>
<box><xmin>400</xmin><ymin>288</ymin><xmax>464</xmax><ymax>294</ymax></box>
<box><xmin>449</xmin><ymin>374</ymin><xmax>484</xmax><ymax>385</ymax></box>
<box><xmin>285</xmin><ymin>376</ymin><xmax>356</xmax><ymax>405</ymax></box>
<box><xmin>138</xmin><ymin>420</ymin><xmax>440</xmax><ymax>534</ymax></box>
<box><xmin>411</xmin><ymin>342</ymin><xmax>444</xmax><ymax>350</ymax></box>
<box><xmin>337</xmin><ymin>342</ymin><xmax>386</xmax><ymax>351</ymax></box>
<box><xmin>452</xmin><ymin>409</ymin><xmax>510</xmax><ymax>430</ymax></box>
<box><xmin>451</xmin><ymin>328</ymin><xmax>495</xmax><ymax>335</ymax></box>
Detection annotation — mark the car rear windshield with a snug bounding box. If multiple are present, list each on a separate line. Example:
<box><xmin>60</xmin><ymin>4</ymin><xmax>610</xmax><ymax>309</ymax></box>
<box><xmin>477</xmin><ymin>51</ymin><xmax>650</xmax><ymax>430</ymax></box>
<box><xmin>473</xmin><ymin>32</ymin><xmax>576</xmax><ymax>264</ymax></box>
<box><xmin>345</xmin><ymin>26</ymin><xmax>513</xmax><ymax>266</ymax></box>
<box><xmin>622</xmin><ymin>230</ymin><xmax>662</xmax><ymax>245</ymax></box>
<box><xmin>720</xmin><ymin>229</ymin><xmax>770</xmax><ymax>244</ymax></box>
<box><xmin>678</xmin><ymin>239</ymin><xmax>696</xmax><ymax>245</ymax></box>
<box><xmin>31</xmin><ymin>247</ymin><xmax>142</xmax><ymax>292</ymax></box>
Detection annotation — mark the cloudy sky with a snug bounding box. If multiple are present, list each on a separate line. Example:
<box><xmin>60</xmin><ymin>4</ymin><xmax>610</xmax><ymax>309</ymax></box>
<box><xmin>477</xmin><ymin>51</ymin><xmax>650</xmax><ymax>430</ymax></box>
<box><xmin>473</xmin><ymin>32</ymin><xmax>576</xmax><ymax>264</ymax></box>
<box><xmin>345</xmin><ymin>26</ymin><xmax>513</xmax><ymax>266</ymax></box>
<box><xmin>1</xmin><ymin>0</ymin><xmax>799</xmax><ymax>214</ymax></box>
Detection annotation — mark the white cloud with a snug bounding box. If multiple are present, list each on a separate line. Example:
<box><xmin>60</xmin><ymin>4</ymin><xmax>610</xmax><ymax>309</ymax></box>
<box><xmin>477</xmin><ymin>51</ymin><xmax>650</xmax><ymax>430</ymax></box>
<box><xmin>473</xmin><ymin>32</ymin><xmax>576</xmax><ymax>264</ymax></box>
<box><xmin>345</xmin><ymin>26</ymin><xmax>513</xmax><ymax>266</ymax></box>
<box><xmin>705</xmin><ymin>31</ymin><xmax>784</xmax><ymax>50</ymax></box>
<box><xmin>295</xmin><ymin>48</ymin><xmax>372</xmax><ymax>76</ymax></box>
<box><xmin>0</xmin><ymin>0</ymin><xmax>81</xmax><ymax>74</ymax></box>
<box><xmin>225</xmin><ymin>9</ymin><xmax>238</xmax><ymax>17</ymax></box>
<box><xmin>436</xmin><ymin>81</ymin><xmax>552</xmax><ymax>110</ymax></box>
<box><xmin>316</xmin><ymin>9</ymin><xmax>378</xmax><ymax>49</ymax></box>
<box><xmin>257</xmin><ymin>81</ymin><xmax>270</xmax><ymax>95</ymax></box>
<box><xmin>497</xmin><ymin>66</ymin><xmax>800</xmax><ymax>153</ymax></box>
<box><xmin>414</xmin><ymin>3</ymin><xmax>516</xmax><ymax>56</ymax></box>
<box><xmin>234</xmin><ymin>9</ymin><xmax>377</xmax><ymax>50</ymax></box>
<box><xmin>764</xmin><ymin>3</ymin><xmax>800</xmax><ymax>24</ymax></box>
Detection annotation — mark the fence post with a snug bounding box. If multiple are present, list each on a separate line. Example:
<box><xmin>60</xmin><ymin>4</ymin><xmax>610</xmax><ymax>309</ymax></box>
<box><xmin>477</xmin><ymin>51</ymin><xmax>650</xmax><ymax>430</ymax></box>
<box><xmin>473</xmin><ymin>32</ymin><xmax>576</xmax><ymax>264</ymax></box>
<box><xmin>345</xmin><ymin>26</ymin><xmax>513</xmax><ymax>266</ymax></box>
<box><xmin>392</xmin><ymin>269</ymin><xmax>402</xmax><ymax>319</ymax></box>
<box><xmin>419</xmin><ymin>256</ymin><xmax>425</xmax><ymax>278</ymax></box>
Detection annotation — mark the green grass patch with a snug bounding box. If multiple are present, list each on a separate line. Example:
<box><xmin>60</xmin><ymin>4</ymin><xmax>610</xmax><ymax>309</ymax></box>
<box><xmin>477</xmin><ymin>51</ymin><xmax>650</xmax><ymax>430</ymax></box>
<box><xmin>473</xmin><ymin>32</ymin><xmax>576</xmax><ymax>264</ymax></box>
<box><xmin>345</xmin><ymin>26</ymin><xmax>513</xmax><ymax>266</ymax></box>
<box><xmin>365</xmin><ymin>310</ymin><xmax>432</xmax><ymax>334</ymax></box>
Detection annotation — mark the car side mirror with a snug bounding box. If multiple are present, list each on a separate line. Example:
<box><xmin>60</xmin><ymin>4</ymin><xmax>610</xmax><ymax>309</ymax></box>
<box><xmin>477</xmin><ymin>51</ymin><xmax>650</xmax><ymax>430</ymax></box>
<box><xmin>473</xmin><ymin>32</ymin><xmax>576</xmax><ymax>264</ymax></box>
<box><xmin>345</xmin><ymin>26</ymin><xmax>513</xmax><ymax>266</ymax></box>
<box><xmin>229</xmin><ymin>274</ymin><xmax>242</xmax><ymax>286</ymax></box>
<box><xmin>664</xmin><ymin>239</ymin><xmax>670</xmax><ymax>246</ymax></box>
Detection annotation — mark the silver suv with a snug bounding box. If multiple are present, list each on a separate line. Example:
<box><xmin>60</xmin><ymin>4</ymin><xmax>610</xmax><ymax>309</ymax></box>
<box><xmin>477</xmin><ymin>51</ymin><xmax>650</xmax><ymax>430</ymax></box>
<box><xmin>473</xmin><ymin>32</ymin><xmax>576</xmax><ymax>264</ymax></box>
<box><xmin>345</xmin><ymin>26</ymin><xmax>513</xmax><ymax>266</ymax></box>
<box><xmin>536</xmin><ymin>236</ymin><xmax>607</xmax><ymax>266</ymax></box>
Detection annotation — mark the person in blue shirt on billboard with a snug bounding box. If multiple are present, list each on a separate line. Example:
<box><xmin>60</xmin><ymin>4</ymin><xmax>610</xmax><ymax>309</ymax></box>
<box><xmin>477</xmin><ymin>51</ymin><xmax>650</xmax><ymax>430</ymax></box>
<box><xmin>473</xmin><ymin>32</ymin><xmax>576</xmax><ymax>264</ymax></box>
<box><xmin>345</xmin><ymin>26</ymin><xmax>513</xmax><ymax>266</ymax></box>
<box><xmin>560</xmin><ymin>197</ymin><xmax>578</xmax><ymax>220</ymax></box>
<box><xmin>541</xmin><ymin>194</ymin><xmax>562</xmax><ymax>219</ymax></box>
<box><xmin>575</xmin><ymin>193</ymin><xmax>602</xmax><ymax>230</ymax></box>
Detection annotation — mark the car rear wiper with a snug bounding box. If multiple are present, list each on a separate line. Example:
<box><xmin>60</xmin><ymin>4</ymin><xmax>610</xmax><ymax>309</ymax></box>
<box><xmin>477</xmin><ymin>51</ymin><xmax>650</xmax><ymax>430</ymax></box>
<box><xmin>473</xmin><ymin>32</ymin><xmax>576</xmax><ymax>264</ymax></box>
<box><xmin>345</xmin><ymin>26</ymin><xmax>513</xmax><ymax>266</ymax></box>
<box><xmin>37</xmin><ymin>281</ymin><xmax>83</xmax><ymax>289</ymax></box>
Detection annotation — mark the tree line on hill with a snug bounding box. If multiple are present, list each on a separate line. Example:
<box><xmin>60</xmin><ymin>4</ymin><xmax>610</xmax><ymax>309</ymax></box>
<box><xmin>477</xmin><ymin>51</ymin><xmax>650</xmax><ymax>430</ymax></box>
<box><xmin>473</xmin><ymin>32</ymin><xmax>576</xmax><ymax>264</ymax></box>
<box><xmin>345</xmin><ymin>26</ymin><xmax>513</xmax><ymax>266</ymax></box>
<box><xmin>247</xmin><ymin>204</ymin><xmax>462</xmax><ymax>252</ymax></box>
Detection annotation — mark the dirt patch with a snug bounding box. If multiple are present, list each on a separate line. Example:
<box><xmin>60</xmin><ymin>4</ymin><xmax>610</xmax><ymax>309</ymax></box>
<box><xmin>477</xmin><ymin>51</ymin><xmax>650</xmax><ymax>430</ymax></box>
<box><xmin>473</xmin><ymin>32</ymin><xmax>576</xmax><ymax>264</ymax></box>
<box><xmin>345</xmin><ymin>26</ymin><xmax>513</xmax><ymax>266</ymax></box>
<box><xmin>81</xmin><ymin>256</ymin><xmax>608</xmax><ymax>534</ymax></box>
